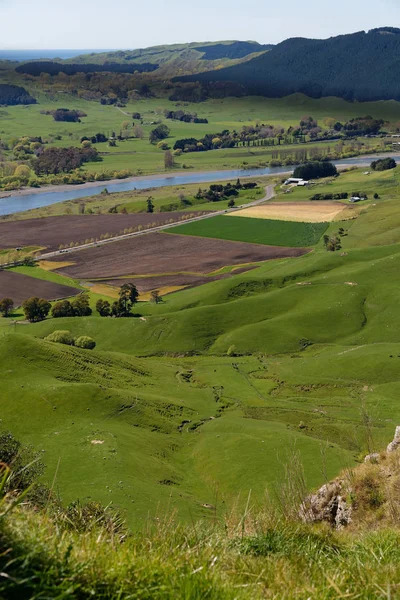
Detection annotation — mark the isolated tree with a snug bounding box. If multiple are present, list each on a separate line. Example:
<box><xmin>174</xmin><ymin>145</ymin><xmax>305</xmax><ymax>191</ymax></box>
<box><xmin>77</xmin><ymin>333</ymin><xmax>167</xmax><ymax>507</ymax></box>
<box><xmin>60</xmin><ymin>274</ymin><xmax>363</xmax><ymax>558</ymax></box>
<box><xmin>227</xmin><ymin>198</ymin><xmax>235</xmax><ymax>208</ymax></box>
<box><xmin>146</xmin><ymin>196</ymin><xmax>154</xmax><ymax>213</ymax></box>
<box><xmin>164</xmin><ymin>150</ymin><xmax>174</xmax><ymax>169</ymax></box>
<box><xmin>151</xmin><ymin>290</ymin><xmax>162</xmax><ymax>304</ymax></box>
<box><xmin>114</xmin><ymin>283</ymin><xmax>139</xmax><ymax>316</ymax></box>
<box><xmin>51</xmin><ymin>299</ymin><xmax>74</xmax><ymax>318</ymax></box>
<box><xmin>0</xmin><ymin>297</ymin><xmax>14</xmax><ymax>317</ymax></box>
<box><xmin>149</xmin><ymin>124</ymin><xmax>170</xmax><ymax>144</ymax></box>
<box><xmin>323</xmin><ymin>234</ymin><xmax>330</xmax><ymax>247</ymax></box>
<box><xmin>96</xmin><ymin>299</ymin><xmax>111</xmax><ymax>317</ymax></box>
<box><xmin>71</xmin><ymin>293</ymin><xmax>92</xmax><ymax>317</ymax></box>
<box><xmin>133</xmin><ymin>124</ymin><xmax>144</xmax><ymax>139</ymax></box>
<box><xmin>22</xmin><ymin>297</ymin><xmax>51</xmax><ymax>322</ymax></box>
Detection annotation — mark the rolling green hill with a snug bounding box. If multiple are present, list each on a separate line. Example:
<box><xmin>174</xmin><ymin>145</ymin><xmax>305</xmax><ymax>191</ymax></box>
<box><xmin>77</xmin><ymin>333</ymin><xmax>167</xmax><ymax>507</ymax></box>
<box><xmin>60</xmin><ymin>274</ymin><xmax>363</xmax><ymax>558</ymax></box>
<box><xmin>2</xmin><ymin>167</ymin><xmax>400</xmax><ymax>526</ymax></box>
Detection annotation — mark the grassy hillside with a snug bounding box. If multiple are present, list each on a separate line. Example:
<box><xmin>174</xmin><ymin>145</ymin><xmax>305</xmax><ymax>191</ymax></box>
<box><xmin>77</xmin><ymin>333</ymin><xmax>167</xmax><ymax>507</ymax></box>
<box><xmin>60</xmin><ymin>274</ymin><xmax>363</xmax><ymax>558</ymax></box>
<box><xmin>1</xmin><ymin>166</ymin><xmax>400</xmax><ymax>533</ymax></box>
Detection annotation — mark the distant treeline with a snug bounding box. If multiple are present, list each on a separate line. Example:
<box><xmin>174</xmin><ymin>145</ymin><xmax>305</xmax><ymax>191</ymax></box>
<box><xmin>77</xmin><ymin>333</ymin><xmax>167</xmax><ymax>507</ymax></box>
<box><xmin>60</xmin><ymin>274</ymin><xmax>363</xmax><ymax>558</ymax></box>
<box><xmin>196</xmin><ymin>41</ymin><xmax>271</xmax><ymax>60</ymax></box>
<box><xmin>15</xmin><ymin>61</ymin><xmax>159</xmax><ymax>76</ymax></box>
<box><xmin>0</xmin><ymin>84</ymin><xmax>36</xmax><ymax>105</ymax></box>
<box><xmin>177</xmin><ymin>28</ymin><xmax>400</xmax><ymax>102</ymax></box>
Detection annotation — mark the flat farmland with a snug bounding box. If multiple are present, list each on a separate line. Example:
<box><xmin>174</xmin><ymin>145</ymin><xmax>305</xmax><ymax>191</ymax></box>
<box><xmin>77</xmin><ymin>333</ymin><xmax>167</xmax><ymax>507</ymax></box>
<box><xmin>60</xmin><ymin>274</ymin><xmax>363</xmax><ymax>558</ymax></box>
<box><xmin>230</xmin><ymin>201</ymin><xmax>355</xmax><ymax>223</ymax></box>
<box><xmin>47</xmin><ymin>232</ymin><xmax>307</xmax><ymax>280</ymax></box>
<box><xmin>168</xmin><ymin>215</ymin><xmax>329</xmax><ymax>247</ymax></box>
<box><xmin>0</xmin><ymin>213</ymin><xmax>208</xmax><ymax>252</ymax></box>
<box><xmin>0</xmin><ymin>270</ymin><xmax>80</xmax><ymax>306</ymax></box>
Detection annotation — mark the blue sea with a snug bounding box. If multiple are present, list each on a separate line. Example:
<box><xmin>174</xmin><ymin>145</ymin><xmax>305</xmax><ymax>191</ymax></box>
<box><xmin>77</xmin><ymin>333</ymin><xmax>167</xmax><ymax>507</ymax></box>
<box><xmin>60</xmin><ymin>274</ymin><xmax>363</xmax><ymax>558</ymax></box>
<box><xmin>0</xmin><ymin>49</ymin><xmax>116</xmax><ymax>62</ymax></box>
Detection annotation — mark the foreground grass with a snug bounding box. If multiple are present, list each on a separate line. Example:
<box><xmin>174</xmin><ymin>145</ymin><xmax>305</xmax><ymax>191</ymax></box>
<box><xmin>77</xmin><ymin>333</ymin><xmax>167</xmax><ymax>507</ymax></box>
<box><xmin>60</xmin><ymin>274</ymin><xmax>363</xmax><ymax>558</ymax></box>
<box><xmin>3</xmin><ymin>501</ymin><xmax>400</xmax><ymax>599</ymax></box>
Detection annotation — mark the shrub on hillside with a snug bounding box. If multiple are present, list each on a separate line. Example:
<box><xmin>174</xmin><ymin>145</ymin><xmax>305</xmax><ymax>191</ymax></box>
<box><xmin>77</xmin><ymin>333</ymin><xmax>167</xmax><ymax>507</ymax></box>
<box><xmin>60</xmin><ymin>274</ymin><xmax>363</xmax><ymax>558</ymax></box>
<box><xmin>45</xmin><ymin>330</ymin><xmax>75</xmax><ymax>346</ymax></box>
<box><xmin>75</xmin><ymin>336</ymin><xmax>96</xmax><ymax>350</ymax></box>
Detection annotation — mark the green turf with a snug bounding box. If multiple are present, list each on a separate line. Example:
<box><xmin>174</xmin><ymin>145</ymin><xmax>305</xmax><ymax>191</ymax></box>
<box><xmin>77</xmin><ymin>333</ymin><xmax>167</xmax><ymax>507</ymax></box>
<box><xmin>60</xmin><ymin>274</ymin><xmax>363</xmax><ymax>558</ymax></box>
<box><xmin>167</xmin><ymin>215</ymin><xmax>329</xmax><ymax>246</ymax></box>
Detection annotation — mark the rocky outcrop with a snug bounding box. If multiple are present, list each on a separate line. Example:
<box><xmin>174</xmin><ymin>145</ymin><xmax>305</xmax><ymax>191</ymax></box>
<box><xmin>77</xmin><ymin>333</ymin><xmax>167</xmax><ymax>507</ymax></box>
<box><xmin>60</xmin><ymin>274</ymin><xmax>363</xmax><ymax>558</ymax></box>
<box><xmin>301</xmin><ymin>427</ymin><xmax>400</xmax><ymax>529</ymax></box>
<box><xmin>387</xmin><ymin>426</ymin><xmax>400</xmax><ymax>453</ymax></box>
<box><xmin>300</xmin><ymin>481</ymin><xmax>352</xmax><ymax>529</ymax></box>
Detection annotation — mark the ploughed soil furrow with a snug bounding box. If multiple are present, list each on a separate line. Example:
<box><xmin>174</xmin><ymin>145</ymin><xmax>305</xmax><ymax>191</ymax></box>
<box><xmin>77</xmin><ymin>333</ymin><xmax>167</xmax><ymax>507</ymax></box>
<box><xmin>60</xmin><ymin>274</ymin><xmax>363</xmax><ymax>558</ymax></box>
<box><xmin>48</xmin><ymin>232</ymin><xmax>308</xmax><ymax>279</ymax></box>
<box><xmin>0</xmin><ymin>270</ymin><xmax>80</xmax><ymax>306</ymax></box>
<box><xmin>0</xmin><ymin>213</ymin><xmax>209</xmax><ymax>252</ymax></box>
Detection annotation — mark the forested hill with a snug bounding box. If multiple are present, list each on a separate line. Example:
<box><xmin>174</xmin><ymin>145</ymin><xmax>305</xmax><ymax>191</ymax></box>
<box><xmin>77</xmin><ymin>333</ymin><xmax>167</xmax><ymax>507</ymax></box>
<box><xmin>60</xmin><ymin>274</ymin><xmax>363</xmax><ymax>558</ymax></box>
<box><xmin>177</xmin><ymin>28</ymin><xmax>400</xmax><ymax>102</ymax></box>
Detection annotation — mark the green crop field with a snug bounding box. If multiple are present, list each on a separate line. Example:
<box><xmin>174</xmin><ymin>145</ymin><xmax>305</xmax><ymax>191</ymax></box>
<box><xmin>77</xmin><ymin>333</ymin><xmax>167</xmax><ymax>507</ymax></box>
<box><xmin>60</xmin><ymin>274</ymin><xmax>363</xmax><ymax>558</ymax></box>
<box><xmin>167</xmin><ymin>214</ymin><xmax>329</xmax><ymax>246</ymax></box>
<box><xmin>1</xmin><ymin>165</ymin><xmax>400</xmax><ymax>529</ymax></box>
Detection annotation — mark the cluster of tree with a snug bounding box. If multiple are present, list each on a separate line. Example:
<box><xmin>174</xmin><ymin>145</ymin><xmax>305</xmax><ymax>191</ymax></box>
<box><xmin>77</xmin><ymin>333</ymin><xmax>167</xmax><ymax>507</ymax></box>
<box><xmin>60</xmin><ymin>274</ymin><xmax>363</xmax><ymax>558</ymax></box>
<box><xmin>371</xmin><ymin>157</ymin><xmax>397</xmax><ymax>171</ymax></box>
<box><xmin>176</xmin><ymin>28</ymin><xmax>400</xmax><ymax>102</ymax></box>
<box><xmin>333</xmin><ymin>116</ymin><xmax>384</xmax><ymax>136</ymax></box>
<box><xmin>15</xmin><ymin>61</ymin><xmax>159</xmax><ymax>76</ymax></box>
<box><xmin>22</xmin><ymin>297</ymin><xmax>51</xmax><ymax>322</ymax></box>
<box><xmin>195</xmin><ymin>179</ymin><xmax>257</xmax><ymax>202</ymax></box>
<box><xmin>45</xmin><ymin>329</ymin><xmax>96</xmax><ymax>349</ymax></box>
<box><xmin>293</xmin><ymin>161</ymin><xmax>338</xmax><ymax>180</ymax></box>
<box><xmin>81</xmin><ymin>133</ymin><xmax>108</xmax><ymax>144</ymax></box>
<box><xmin>168</xmin><ymin>81</ymin><xmax>245</xmax><ymax>102</ymax></box>
<box><xmin>0</xmin><ymin>297</ymin><xmax>14</xmax><ymax>317</ymax></box>
<box><xmin>51</xmin><ymin>294</ymin><xmax>92</xmax><ymax>318</ymax></box>
<box><xmin>310</xmin><ymin>192</ymin><xmax>348</xmax><ymax>200</ymax></box>
<box><xmin>41</xmin><ymin>108</ymin><xmax>87</xmax><ymax>122</ymax></box>
<box><xmin>149</xmin><ymin>124</ymin><xmax>170</xmax><ymax>144</ymax></box>
<box><xmin>164</xmin><ymin>110</ymin><xmax>208</xmax><ymax>124</ymax></box>
<box><xmin>33</xmin><ymin>146</ymin><xmax>101</xmax><ymax>175</ymax></box>
<box><xmin>323</xmin><ymin>227</ymin><xmax>346</xmax><ymax>252</ymax></box>
<box><xmin>173</xmin><ymin>130</ymin><xmax>235</xmax><ymax>152</ymax></box>
<box><xmin>96</xmin><ymin>284</ymin><xmax>139</xmax><ymax>317</ymax></box>
<box><xmin>0</xmin><ymin>84</ymin><xmax>36</xmax><ymax>105</ymax></box>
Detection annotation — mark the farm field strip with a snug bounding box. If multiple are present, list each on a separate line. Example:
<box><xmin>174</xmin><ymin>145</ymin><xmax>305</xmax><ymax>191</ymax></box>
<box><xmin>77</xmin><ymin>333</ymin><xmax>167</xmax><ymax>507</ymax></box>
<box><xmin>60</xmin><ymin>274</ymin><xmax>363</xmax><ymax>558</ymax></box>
<box><xmin>167</xmin><ymin>215</ymin><xmax>329</xmax><ymax>247</ymax></box>
<box><xmin>229</xmin><ymin>201</ymin><xmax>356</xmax><ymax>223</ymax></box>
<box><xmin>0</xmin><ymin>270</ymin><xmax>81</xmax><ymax>306</ymax></box>
<box><xmin>45</xmin><ymin>232</ymin><xmax>308</xmax><ymax>280</ymax></box>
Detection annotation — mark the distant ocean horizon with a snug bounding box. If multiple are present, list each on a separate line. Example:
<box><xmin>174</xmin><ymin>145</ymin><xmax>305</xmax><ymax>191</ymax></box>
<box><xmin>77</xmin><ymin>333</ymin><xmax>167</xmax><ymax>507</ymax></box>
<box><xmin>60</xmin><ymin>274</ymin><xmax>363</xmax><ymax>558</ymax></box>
<box><xmin>0</xmin><ymin>49</ymin><xmax>117</xmax><ymax>61</ymax></box>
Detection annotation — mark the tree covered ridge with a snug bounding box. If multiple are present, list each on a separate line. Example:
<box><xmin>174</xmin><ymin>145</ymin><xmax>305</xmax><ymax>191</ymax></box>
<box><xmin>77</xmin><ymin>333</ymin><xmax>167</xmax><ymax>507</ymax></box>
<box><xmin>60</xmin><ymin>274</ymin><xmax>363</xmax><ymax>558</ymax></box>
<box><xmin>177</xmin><ymin>28</ymin><xmax>400</xmax><ymax>102</ymax></box>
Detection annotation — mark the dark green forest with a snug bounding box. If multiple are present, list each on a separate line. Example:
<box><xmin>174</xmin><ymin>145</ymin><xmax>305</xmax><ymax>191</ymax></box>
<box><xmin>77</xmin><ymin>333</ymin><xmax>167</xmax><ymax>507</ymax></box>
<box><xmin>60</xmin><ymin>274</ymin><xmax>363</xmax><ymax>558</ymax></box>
<box><xmin>178</xmin><ymin>28</ymin><xmax>400</xmax><ymax>102</ymax></box>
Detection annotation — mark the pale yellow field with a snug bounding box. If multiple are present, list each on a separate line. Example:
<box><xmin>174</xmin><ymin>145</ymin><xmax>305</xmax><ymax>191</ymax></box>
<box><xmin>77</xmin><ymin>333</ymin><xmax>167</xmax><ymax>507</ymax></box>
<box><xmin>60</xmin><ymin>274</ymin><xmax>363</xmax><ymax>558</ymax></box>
<box><xmin>230</xmin><ymin>202</ymin><xmax>358</xmax><ymax>223</ymax></box>
<box><xmin>39</xmin><ymin>260</ymin><xmax>75</xmax><ymax>270</ymax></box>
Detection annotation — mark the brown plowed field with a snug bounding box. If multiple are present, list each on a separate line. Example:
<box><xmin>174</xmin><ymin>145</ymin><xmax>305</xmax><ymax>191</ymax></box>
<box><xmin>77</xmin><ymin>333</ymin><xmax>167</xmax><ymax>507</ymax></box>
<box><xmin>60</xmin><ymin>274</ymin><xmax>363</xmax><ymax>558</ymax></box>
<box><xmin>48</xmin><ymin>233</ymin><xmax>308</xmax><ymax>280</ymax></box>
<box><xmin>0</xmin><ymin>213</ymin><xmax>208</xmax><ymax>252</ymax></box>
<box><xmin>0</xmin><ymin>271</ymin><xmax>80</xmax><ymax>306</ymax></box>
<box><xmin>104</xmin><ymin>266</ymin><xmax>258</xmax><ymax>293</ymax></box>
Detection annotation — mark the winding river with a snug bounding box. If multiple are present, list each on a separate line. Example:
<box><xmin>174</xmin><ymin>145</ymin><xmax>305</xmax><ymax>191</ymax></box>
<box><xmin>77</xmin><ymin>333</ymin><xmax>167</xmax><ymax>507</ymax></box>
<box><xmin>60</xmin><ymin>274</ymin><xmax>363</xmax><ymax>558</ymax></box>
<box><xmin>0</xmin><ymin>154</ymin><xmax>397</xmax><ymax>217</ymax></box>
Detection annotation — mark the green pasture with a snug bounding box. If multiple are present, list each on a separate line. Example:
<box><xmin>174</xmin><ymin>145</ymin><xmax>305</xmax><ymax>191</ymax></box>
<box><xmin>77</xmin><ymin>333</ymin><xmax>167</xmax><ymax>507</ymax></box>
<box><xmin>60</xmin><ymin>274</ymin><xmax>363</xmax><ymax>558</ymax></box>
<box><xmin>167</xmin><ymin>215</ymin><xmax>328</xmax><ymax>246</ymax></box>
<box><xmin>0</xmin><ymin>93</ymin><xmax>396</xmax><ymax>177</ymax></box>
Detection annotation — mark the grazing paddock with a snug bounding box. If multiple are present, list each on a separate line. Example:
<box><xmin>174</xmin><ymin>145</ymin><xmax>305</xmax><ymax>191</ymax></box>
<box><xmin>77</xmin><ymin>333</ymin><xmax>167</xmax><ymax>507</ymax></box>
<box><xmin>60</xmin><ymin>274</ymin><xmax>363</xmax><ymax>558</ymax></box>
<box><xmin>0</xmin><ymin>270</ymin><xmax>80</xmax><ymax>306</ymax></box>
<box><xmin>0</xmin><ymin>213</ymin><xmax>209</xmax><ymax>252</ymax></box>
<box><xmin>230</xmin><ymin>201</ymin><xmax>356</xmax><ymax>223</ymax></box>
<box><xmin>167</xmin><ymin>215</ymin><xmax>328</xmax><ymax>247</ymax></box>
<box><xmin>47</xmin><ymin>232</ymin><xmax>308</xmax><ymax>280</ymax></box>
